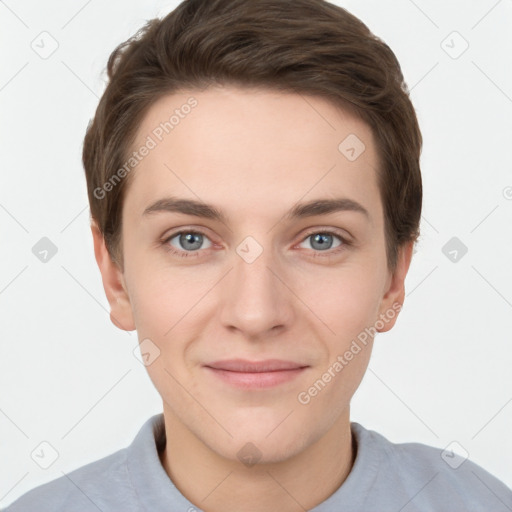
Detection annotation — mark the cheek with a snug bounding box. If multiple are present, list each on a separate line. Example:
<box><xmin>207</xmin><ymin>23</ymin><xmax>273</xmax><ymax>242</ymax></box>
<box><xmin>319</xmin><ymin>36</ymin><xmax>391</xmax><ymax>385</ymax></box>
<box><xmin>127</xmin><ymin>266</ymin><xmax>207</xmax><ymax>403</ymax></box>
<box><xmin>126</xmin><ymin>248</ymin><xmax>210</xmax><ymax>334</ymax></box>
<box><xmin>128</xmin><ymin>257</ymin><xmax>385</xmax><ymax>347</ymax></box>
<box><xmin>293</xmin><ymin>268</ymin><xmax>382</xmax><ymax>415</ymax></box>
<box><xmin>297</xmin><ymin>263</ymin><xmax>384</xmax><ymax>339</ymax></box>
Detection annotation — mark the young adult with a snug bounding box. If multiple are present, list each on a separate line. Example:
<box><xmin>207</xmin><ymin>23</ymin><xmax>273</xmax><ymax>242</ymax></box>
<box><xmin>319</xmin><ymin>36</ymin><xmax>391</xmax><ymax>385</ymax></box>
<box><xmin>5</xmin><ymin>1</ymin><xmax>511</xmax><ymax>510</ymax></box>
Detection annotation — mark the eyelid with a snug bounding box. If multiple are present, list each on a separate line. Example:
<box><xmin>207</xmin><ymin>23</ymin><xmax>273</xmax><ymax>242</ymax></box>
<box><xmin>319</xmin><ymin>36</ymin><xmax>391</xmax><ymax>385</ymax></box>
<box><xmin>161</xmin><ymin>225</ymin><xmax>216</xmax><ymax>243</ymax></box>
<box><xmin>298</xmin><ymin>226</ymin><xmax>353</xmax><ymax>243</ymax></box>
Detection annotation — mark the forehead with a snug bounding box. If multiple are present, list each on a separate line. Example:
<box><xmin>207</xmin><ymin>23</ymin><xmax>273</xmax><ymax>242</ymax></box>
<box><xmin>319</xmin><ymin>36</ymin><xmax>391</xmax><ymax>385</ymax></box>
<box><xmin>124</xmin><ymin>86</ymin><xmax>382</xmax><ymax>225</ymax></box>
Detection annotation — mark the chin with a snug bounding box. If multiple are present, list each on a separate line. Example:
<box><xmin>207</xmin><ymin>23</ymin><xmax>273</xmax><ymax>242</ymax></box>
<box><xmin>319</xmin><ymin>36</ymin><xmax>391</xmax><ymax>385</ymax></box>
<box><xmin>214</xmin><ymin>436</ymin><xmax>306</xmax><ymax>467</ymax></box>
<box><xmin>207</xmin><ymin>421</ymin><xmax>313</xmax><ymax>466</ymax></box>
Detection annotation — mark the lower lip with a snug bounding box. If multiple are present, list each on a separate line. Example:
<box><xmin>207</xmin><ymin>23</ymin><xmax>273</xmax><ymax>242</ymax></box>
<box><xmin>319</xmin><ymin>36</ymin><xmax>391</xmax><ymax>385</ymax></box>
<box><xmin>204</xmin><ymin>367</ymin><xmax>307</xmax><ymax>389</ymax></box>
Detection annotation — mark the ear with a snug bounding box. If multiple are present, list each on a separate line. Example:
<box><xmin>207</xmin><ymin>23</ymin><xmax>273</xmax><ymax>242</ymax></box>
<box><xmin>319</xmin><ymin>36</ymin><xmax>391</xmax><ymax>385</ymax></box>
<box><xmin>91</xmin><ymin>220</ymin><xmax>136</xmax><ymax>332</ymax></box>
<box><xmin>376</xmin><ymin>241</ymin><xmax>414</xmax><ymax>333</ymax></box>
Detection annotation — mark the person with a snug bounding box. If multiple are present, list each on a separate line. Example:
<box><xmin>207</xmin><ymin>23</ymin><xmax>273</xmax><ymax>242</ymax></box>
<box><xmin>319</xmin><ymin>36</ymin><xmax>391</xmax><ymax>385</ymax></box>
<box><xmin>4</xmin><ymin>0</ymin><xmax>511</xmax><ymax>510</ymax></box>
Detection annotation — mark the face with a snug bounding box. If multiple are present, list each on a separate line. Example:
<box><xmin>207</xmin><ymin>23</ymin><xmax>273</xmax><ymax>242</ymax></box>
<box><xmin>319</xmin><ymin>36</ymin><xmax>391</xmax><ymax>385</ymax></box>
<box><xmin>92</xmin><ymin>86</ymin><xmax>412</xmax><ymax>464</ymax></box>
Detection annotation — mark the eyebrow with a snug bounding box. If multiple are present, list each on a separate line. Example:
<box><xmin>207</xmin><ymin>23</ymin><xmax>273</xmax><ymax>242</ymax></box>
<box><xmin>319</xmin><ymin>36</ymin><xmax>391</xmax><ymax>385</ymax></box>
<box><xmin>142</xmin><ymin>196</ymin><xmax>369</xmax><ymax>222</ymax></box>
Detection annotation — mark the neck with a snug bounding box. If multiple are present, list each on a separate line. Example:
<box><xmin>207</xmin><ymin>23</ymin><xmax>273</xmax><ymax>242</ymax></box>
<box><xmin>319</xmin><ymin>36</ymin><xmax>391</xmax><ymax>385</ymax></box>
<box><xmin>159</xmin><ymin>405</ymin><xmax>355</xmax><ymax>512</ymax></box>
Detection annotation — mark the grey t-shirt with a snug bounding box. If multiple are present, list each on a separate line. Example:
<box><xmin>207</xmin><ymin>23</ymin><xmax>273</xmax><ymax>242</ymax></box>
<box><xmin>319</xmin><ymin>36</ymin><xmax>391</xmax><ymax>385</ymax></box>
<box><xmin>4</xmin><ymin>413</ymin><xmax>512</xmax><ymax>511</ymax></box>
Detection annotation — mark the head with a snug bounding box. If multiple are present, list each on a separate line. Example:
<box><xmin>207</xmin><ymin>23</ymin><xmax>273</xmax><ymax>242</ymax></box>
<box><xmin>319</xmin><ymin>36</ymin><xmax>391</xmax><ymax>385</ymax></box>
<box><xmin>85</xmin><ymin>0</ymin><xmax>422</xmax><ymax>463</ymax></box>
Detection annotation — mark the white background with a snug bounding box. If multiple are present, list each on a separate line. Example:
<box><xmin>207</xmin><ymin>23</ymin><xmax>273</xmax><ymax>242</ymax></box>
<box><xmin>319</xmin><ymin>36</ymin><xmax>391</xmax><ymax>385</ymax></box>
<box><xmin>1</xmin><ymin>0</ymin><xmax>511</xmax><ymax>507</ymax></box>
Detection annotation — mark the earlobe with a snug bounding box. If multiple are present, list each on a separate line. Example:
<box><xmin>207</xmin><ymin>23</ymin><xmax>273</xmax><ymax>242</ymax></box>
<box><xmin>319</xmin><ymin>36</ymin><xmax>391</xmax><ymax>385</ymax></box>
<box><xmin>377</xmin><ymin>241</ymin><xmax>414</xmax><ymax>333</ymax></box>
<box><xmin>90</xmin><ymin>221</ymin><xmax>136</xmax><ymax>332</ymax></box>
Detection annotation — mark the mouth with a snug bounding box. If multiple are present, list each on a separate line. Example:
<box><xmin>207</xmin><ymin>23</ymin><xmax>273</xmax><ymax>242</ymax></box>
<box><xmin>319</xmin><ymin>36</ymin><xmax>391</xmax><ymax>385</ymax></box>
<box><xmin>203</xmin><ymin>359</ymin><xmax>309</xmax><ymax>389</ymax></box>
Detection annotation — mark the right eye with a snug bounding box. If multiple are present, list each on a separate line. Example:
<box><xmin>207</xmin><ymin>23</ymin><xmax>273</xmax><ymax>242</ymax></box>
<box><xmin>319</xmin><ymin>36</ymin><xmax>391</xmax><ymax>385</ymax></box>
<box><xmin>162</xmin><ymin>230</ymin><xmax>213</xmax><ymax>258</ymax></box>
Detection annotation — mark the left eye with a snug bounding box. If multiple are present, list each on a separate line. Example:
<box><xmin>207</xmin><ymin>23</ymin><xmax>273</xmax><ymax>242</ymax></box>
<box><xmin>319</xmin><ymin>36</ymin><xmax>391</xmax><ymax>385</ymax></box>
<box><xmin>298</xmin><ymin>232</ymin><xmax>344</xmax><ymax>251</ymax></box>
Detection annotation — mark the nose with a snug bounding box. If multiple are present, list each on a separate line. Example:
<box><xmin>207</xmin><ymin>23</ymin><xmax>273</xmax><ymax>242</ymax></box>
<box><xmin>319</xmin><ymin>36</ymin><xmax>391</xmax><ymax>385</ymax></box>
<box><xmin>218</xmin><ymin>241</ymin><xmax>295</xmax><ymax>340</ymax></box>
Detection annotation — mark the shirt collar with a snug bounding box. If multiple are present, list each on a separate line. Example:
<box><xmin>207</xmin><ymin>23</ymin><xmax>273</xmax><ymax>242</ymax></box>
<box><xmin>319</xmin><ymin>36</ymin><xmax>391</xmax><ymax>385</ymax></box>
<box><xmin>126</xmin><ymin>413</ymin><xmax>197</xmax><ymax>510</ymax></box>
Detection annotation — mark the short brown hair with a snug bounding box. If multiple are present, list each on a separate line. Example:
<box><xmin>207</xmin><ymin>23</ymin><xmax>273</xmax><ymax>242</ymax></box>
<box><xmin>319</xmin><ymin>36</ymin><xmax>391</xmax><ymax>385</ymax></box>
<box><xmin>83</xmin><ymin>0</ymin><xmax>422</xmax><ymax>272</ymax></box>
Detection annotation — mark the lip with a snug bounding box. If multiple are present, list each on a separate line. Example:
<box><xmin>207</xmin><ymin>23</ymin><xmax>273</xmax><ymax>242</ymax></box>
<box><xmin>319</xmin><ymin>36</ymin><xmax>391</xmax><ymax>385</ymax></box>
<box><xmin>204</xmin><ymin>359</ymin><xmax>309</xmax><ymax>389</ymax></box>
<box><xmin>206</xmin><ymin>358</ymin><xmax>307</xmax><ymax>372</ymax></box>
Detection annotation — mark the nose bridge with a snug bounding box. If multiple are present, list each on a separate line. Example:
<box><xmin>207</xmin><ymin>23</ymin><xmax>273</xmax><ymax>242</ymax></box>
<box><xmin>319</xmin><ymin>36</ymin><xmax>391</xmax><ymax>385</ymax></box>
<box><xmin>219</xmin><ymin>236</ymin><xmax>293</xmax><ymax>336</ymax></box>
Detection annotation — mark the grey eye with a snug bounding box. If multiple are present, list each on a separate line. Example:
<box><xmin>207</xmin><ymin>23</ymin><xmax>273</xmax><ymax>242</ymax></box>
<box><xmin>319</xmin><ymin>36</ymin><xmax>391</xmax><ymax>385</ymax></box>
<box><xmin>169</xmin><ymin>232</ymin><xmax>212</xmax><ymax>252</ymax></box>
<box><xmin>299</xmin><ymin>233</ymin><xmax>343</xmax><ymax>251</ymax></box>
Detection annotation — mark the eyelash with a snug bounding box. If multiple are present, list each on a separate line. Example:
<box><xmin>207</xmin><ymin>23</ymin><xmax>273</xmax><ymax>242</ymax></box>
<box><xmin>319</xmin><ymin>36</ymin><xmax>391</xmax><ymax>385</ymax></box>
<box><xmin>161</xmin><ymin>228</ymin><xmax>352</xmax><ymax>260</ymax></box>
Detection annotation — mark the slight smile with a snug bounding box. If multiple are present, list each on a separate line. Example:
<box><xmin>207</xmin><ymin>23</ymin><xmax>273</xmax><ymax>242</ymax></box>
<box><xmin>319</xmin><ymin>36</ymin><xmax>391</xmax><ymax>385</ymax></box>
<box><xmin>204</xmin><ymin>359</ymin><xmax>310</xmax><ymax>389</ymax></box>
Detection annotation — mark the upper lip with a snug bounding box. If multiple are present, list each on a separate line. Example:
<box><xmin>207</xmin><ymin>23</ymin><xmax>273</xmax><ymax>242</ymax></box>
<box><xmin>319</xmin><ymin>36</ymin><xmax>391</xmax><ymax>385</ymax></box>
<box><xmin>205</xmin><ymin>359</ymin><xmax>308</xmax><ymax>372</ymax></box>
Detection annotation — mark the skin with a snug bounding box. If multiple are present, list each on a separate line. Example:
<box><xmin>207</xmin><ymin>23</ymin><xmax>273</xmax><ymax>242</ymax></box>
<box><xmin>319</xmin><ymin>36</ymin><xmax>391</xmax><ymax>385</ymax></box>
<box><xmin>91</xmin><ymin>86</ymin><xmax>413</xmax><ymax>512</ymax></box>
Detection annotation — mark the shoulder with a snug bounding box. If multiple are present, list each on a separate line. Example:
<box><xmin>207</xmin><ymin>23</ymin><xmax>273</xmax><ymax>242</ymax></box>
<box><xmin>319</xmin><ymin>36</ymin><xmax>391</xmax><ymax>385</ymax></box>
<box><xmin>352</xmin><ymin>422</ymin><xmax>512</xmax><ymax>512</ymax></box>
<box><xmin>3</xmin><ymin>446</ymin><xmax>137</xmax><ymax>512</ymax></box>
